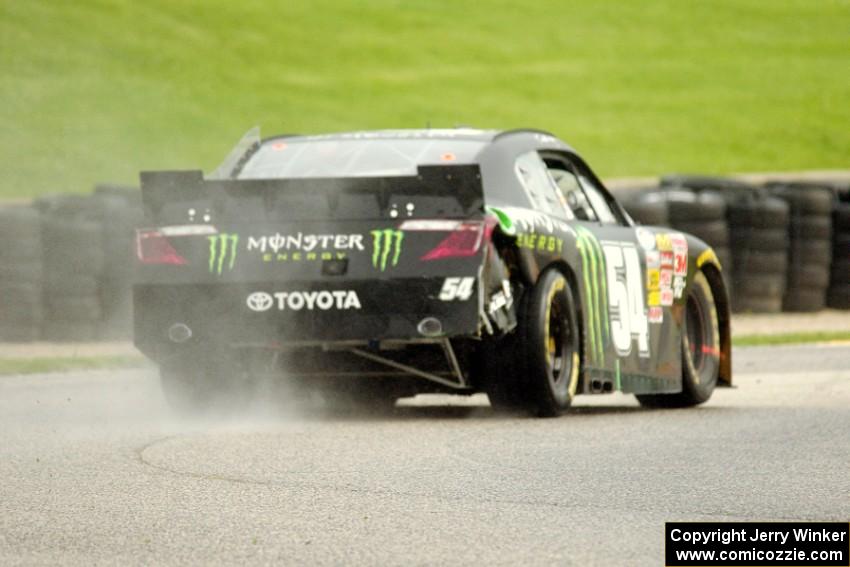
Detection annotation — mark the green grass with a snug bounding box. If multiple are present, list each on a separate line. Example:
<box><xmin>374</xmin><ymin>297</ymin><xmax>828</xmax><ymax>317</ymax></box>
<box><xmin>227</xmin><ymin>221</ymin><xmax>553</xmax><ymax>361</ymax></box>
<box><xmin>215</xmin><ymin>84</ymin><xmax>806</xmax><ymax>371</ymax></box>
<box><xmin>0</xmin><ymin>356</ymin><xmax>146</xmax><ymax>376</ymax></box>
<box><xmin>2</xmin><ymin>1</ymin><xmax>850</xmax><ymax>198</ymax></box>
<box><xmin>734</xmin><ymin>330</ymin><xmax>850</xmax><ymax>347</ymax></box>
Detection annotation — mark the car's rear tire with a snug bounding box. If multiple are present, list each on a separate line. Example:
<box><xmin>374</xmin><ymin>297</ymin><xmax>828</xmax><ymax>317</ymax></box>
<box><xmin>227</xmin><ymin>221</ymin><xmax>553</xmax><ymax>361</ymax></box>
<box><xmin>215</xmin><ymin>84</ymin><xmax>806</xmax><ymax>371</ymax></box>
<box><xmin>637</xmin><ymin>270</ymin><xmax>720</xmax><ymax>408</ymax></box>
<box><xmin>486</xmin><ymin>269</ymin><xmax>580</xmax><ymax>417</ymax></box>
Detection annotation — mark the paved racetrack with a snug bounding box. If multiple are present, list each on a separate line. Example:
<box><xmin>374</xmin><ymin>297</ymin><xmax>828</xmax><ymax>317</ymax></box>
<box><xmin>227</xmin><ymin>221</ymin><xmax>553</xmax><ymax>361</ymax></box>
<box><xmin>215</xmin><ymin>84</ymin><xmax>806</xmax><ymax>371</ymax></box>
<box><xmin>2</xmin><ymin>344</ymin><xmax>849</xmax><ymax>565</ymax></box>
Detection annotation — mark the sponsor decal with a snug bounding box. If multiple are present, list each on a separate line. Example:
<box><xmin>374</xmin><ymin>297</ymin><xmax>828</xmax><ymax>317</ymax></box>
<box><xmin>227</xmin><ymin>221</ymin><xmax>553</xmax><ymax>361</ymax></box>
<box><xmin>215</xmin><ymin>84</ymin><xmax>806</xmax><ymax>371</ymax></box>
<box><xmin>656</xmin><ymin>233</ymin><xmax>673</xmax><ymax>252</ymax></box>
<box><xmin>648</xmin><ymin>306</ymin><xmax>663</xmax><ymax>324</ymax></box>
<box><xmin>673</xmin><ymin>275</ymin><xmax>686</xmax><ymax>299</ymax></box>
<box><xmin>488</xmin><ymin>280</ymin><xmax>514</xmax><ymax>315</ymax></box>
<box><xmin>575</xmin><ymin>226</ymin><xmax>610</xmax><ymax>366</ymax></box>
<box><xmin>647</xmin><ymin>268</ymin><xmax>661</xmax><ymax>292</ymax></box>
<box><xmin>246</xmin><ymin>290</ymin><xmax>362</xmax><ymax>312</ymax></box>
<box><xmin>247</xmin><ymin>233</ymin><xmax>365</xmax><ymax>254</ymax></box>
<box><xmin>644</xmin><ymin>231</ymin><xmax>686</xmax><ymax>316</ymax></box>
<box><xmin>370</xmin><ymin>229</ymin><xmax>404</xmax><ymax>271</ymax></box>
<box><xmin>636</xmin><ymin>227</ymin><xmax>657</xmax><ymax>251</ymax></box>
<box><xmin>516</xmin><ymin>232</ymin><xmax>564</xmax><ymax>254</ymax></box>
<box><xmin>208</xmin><ymin>233</ymin><xmax>239</xmax><ymax>275</ymax></box>
<box><xmin>439</xmin><ymin>277</ymin><xmax>475</xmax><ymax>301</ymax></box>
<box><xmin>671</xmin><ymin>233</ymin><xmax>688</xmax><ymax>277</ymax></box>
<box><xmin>247</xmin><ymin>232</ymin><xmax>364</xmax><ymax>263</ymax></box>
<box><xmin>645</xmin><ymin>250</ymin><xmax>661</xmax><ymax>269</ymax></box>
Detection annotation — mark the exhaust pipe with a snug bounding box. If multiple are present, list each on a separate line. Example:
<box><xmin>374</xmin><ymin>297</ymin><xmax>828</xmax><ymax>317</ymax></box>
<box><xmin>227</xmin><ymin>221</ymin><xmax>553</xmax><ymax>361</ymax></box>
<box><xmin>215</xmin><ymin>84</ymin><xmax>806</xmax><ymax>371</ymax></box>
<box><xmin>167</xmin><ymin>323</ymin><xmax>193</xmax><ymax>343</ymax></box>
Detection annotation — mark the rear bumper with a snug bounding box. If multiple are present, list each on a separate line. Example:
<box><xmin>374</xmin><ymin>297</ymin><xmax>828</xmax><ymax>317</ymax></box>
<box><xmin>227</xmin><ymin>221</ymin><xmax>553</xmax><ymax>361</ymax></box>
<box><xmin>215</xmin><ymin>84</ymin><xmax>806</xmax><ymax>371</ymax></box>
<box><xmin>133</xmin><ymin>279</ymin><xmax>481</xmax><ymax>362</ymax></box>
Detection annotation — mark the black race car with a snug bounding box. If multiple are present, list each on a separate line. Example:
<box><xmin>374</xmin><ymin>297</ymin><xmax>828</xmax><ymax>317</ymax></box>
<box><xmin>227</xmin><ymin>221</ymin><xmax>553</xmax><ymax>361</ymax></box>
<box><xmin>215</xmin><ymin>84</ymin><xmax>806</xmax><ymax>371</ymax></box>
<box><xmin>134</xmin><ymin>128</ymin><xmax>731</xmax><ymax>416</ymax></box>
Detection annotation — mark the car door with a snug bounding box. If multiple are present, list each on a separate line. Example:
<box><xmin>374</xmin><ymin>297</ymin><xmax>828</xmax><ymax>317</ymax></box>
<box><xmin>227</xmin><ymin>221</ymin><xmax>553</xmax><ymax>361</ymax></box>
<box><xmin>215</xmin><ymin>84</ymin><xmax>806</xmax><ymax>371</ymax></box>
<box><xmin>541</xmin><ymin>151</ymin><xmax>681</xmax><ymax>394</ymax></box>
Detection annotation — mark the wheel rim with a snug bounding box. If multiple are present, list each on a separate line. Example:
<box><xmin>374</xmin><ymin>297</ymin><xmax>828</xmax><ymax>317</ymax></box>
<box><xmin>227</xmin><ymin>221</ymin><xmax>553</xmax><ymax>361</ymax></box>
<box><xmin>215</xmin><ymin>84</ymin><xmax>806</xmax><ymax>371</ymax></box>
<box><xmin>685</xmin><ymin>292</ymin><xmax>707</xmax><ymax>372</ymax></box>
<box><xmin>547</xmin><ymin>294</ymin><xmax>570</xmax><ymax>386</ymax></box>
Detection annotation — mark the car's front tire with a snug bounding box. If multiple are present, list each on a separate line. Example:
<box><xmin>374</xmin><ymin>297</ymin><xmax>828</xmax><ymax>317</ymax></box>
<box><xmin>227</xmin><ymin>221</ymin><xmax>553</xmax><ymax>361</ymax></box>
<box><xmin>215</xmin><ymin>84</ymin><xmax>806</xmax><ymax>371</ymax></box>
<box><xmin>637</xmin><ymin>270</ymin><xmax>720</xmax><ymax>407</ymax></box>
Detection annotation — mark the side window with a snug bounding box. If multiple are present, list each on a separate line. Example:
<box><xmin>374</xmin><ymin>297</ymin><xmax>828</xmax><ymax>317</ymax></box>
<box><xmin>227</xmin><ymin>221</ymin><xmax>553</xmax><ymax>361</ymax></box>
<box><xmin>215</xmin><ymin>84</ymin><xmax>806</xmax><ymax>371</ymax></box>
<box><xmin>574</xmin><ymin>168</ymin><xmax>619</xmax><ymax>224</ymax></box>
<box><xmin>514</xmin><ymin>152</ymin><xmax>570</xmax><ymax>218</ymax></box>
<box><xmin>548</xmin><ymin>166</ymin><xmax>597</xmax><ymax>221</ymax></box>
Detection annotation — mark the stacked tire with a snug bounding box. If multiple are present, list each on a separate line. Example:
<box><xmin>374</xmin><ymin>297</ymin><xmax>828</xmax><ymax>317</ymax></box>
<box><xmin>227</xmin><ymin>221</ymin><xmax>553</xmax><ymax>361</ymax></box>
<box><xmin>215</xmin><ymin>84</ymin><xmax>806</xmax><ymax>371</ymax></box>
<box><xmin>828</xmin><ymin>186</ymin><xmax>850</xmax><ymax>309</ymax></box>
<box><xmin>37</xmin><ymin>195</ymin><xmax>105</xmax><ymax>341</ymax></box>
<box><xmin>615</xmin><ymin>188</ymin><xmax>670</xmax><ymax>227</ymax></box>
<box><xmin>661</xmin><ymin>189</ymin><xmax>732</xmax><ymax>278</ymax></box>
<box><xmin>766</xmin><ymin>182</ymin><xmax>835</xmax><ymax>312</ymax></box>
<box><xmin>726</xmin><ymin>194</ymin><xmax>790</xmax><ymax>312</ymax></box>
<box><xmin>94</xmin><ymin>186</ymin><xmax>143</xmax><ymax>339</ymax></box>
<box><xmin>0</xmin><ymin>206</ymin><xmax>44</xmax><ymax>341</ymax></box>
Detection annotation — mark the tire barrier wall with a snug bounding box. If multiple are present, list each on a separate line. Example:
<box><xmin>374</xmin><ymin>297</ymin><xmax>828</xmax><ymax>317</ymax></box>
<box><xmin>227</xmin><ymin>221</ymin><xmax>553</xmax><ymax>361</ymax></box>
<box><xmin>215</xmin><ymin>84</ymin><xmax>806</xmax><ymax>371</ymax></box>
<box><xmin>0</xmin><ymin>206</ymin><xmax>44</xmax><ymax>341</ymax></box>
<box><xmin>765</xmin><ymin>182</ymin><xmax>835</xmax><ymax>312</ymax></box>
<box><xmin>0</xmin><ymin>186</ymin><xmax>141</xmax><ymax>342</ymax></box>
<box><xmin>827</xmin><ymin>185</ymin><xmax>850</xmax><ymax>309</ymax></box>
<box><xmin>621</xmin><ymin>175</ymin><xmax>850</xmax><ymax>313</ymax></box>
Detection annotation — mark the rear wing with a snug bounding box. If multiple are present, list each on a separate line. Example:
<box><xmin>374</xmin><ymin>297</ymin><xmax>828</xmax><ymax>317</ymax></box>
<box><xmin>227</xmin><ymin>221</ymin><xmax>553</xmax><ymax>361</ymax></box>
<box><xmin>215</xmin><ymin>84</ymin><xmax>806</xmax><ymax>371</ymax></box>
<box><xmin>139</xmin><ymin>165</ymin><xmax>485</xmax><ymax>224</ymax></box>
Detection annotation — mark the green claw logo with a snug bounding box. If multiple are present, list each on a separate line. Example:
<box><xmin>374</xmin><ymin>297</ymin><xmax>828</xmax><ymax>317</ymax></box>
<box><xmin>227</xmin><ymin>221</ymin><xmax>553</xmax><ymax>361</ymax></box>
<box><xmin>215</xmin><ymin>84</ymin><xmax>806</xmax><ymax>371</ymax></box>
<box><xmin>208</xmin><ymin>233</ymin><xmax>239</xmax><ymax>275</ymax></box>
<box><xmin>575</xmin><ymin>226</ymin><xmax>609</xmax><ymax>366</ymax></box>
<box><xmin>370</xmin><ymin>229</ymin><xmax>404</xmax><ymax>271</ymax></box>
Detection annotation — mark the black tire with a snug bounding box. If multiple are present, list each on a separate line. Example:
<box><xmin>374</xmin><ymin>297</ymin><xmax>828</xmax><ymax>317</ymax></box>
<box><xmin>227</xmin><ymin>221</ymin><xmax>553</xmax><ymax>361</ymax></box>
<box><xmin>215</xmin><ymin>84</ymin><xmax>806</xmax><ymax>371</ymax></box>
<box><xmin>732</xmin><ymin>294</ymin><xmax>783</xmax><ymax>314</ymax></box>
<box><xmin>637</xmin><ymin>271</ymin><xmax>720</xmax><ymax>407</ymax></box>
<box><xmin>45</xmin><ymin>296</ymin><xmax>102</xmax><ymax>321</ymax></box>
<box><xmin>673</xmin><ymin>220</ymin><xmax>729</xmax><ymax>247</ymax></box>
<box><xmin>827</xmin><ymin>285</ymin><xmax>850</xmax><ymax>309</ymax></box>
<box><xmin>735</xmin><ymin>274</ymin><xmax>786</xmax><ymax>297</ymax></box>
<box><xmin>44</xmin><ymin>275</ymin><xmax>99</xmax><ymax>296</ymax></box>
<box><xmin>485</xmin><ymin>269</ymin><xmax>580</xmax><ymax>417</ymax></box>
<box><xmin>728</xmin><ymin>197</ymin><xmax>789</xmax><ymax>229</ymax></box>
<box><xmin>733</xmin><ymin>250</ymin><xmax>788</xmax><ymax>275</ymax></box>
<box><xmin>834</xmin><ymin>203</ymin><xmax>850</xmax><ymax>232</ymax></box>
<box><xmin>660</xmin><ymin>174</ymin><xmax>755</xmax><ymax>193</ymax></box>
<box><xmin>730</xmin><ymin>227</ymin><xmax>788</xmax><ymax>252</ymax></box>
<box><xmin>789</xmin><ymin>215</ymin><xmax>831</xmax><ymax>240</ymax></box>
<box><xmin>767</xmin><ymin>183</ymin><xmax>835</xmax><ymax>216</ymax></box>
<box><xmin>787</xmin><ymin>265</ymin><xmax>831</xmax><ymax>289</ymax></box>
<box><xmin>0</xmin><ymin>284</ymin><xmax>43</xmax><ymax>323</ymax></box>
<box><xmin>833</xmin><ymin>234</ymin><xmax>850</xmax><ymax>257</ymax></box>
<box><xmin>41</xmin><ymin>321</ymin><xmax>98</xmax><ymax>342</ymax></box>
<box><xmin>42</xmin><ymin>220</ymin><xmax>104</xmax><ymax>274</ymax></box>
<box><xmin>0</xmin><ymin>206</ymin><xmax>41</xmax><ymax>239</ymax></box>
<box><xmin>831</xmin><ymin>260</ymin><xmax>850</xmax><ymax>285</ymax></box>
<box><xmin>620</xmin><ymin>190</ymin><xmax>670</xmax><ymax>226</ymax></box>
<box><xmin>782</xmin><ymin>288</ymin><xmax>827</xmax><ymax>312</ymax></box>
<box><xmin>665</xmin><ymin>190</ymin><xmax>726</xmax><ymax>223</ymax></box>
<box><xmin>789</xmin><ymin>240</ymin><xmax>832</xmax><ymax>266</ymax></box>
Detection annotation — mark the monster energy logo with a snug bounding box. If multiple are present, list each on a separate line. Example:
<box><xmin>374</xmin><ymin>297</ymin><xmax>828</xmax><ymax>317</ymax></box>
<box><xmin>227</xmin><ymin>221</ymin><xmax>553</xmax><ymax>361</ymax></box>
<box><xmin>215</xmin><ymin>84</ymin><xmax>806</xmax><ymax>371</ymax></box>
<box><xmin>208</xmin><ymin>233</ymin><xmax>239</xmax><ymax>275</ymax></box>
<box><xmin>575</xmin><ymin>226</ymin><xmax>609</xmax><ymax>366</ymax></box>
<box><xmin>370</xmin><ymin>229</ymin><xmax>404</xmax><ymax>271</ymax></box>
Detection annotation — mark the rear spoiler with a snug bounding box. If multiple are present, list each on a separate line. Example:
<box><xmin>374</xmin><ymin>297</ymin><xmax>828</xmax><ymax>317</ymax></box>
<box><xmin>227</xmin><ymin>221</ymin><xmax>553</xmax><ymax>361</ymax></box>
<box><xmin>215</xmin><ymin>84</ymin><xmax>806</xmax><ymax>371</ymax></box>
<box><xmin>139</xmin><ymin>165</ymin><xmax>484</xmax><ymax>223</ymax></box>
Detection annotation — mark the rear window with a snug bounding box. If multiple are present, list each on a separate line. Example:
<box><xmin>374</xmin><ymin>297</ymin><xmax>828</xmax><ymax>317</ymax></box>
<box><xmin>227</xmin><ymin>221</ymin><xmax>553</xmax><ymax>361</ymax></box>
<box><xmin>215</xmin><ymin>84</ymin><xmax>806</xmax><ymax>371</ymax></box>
<box><xmin>238</xmin><ymin>139</ymin><xmax>485</xmax><ymax>179</ymax></box>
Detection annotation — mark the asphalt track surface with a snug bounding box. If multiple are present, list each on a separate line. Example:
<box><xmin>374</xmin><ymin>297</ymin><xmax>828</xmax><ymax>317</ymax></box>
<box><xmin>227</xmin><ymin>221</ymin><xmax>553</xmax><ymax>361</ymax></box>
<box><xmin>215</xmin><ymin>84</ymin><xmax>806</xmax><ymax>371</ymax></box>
<box><xmin>2</xmin><ymin>344</ymin><xmax>849</xmax><ymax>565</ymax></box>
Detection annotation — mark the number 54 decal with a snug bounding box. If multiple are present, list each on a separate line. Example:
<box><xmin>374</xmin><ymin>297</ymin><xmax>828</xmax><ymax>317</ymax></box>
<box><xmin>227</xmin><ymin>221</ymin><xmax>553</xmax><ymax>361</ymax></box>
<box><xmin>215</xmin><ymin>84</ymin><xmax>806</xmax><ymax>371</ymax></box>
<box><xmin>602</xmin><ymin>242</ymin><xmax>650</xmax><ymax>358</ymax></box>
<box><xmin>439</xmin><ymin>277</ymin><xmax>475</xmax><ymax>301</ymax></box>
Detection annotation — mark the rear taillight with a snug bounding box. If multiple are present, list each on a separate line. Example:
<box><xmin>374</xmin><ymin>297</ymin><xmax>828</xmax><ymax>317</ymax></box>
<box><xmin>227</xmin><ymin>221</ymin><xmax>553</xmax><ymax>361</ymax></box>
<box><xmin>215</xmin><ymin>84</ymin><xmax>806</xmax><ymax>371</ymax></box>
<box><xmin>136</xmin><ymin>229</ymin><xmax>187</xmax><ymax>265</ymax></box>
<box><xmin>419</xmin><ymin>220</ymin><xmax>494</xmax><ymax>261</ymax></box>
